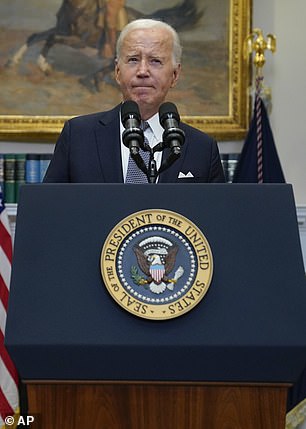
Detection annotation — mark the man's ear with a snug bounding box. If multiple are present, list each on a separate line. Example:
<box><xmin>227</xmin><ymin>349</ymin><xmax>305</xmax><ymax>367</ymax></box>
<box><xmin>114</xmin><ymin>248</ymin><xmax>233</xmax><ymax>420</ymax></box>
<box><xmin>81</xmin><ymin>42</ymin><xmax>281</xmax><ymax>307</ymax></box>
<box><xmin>114</xmin><ymin>58</ymin><xmax>120</xmax><ymax>84</ymax></box>
<box><xmin>171</xmin><ymin>64</ymin><xmax>181</xmax><ymax>88</ymax></box>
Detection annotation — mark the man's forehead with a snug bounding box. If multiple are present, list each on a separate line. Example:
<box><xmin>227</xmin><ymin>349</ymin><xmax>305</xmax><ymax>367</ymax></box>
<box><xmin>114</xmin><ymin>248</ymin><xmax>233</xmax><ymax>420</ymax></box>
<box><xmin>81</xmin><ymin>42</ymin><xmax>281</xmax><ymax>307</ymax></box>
<box><xmin>123</xmin><ymin>28</ymin><xmax>172</xmax><ymax>48</ymax></box>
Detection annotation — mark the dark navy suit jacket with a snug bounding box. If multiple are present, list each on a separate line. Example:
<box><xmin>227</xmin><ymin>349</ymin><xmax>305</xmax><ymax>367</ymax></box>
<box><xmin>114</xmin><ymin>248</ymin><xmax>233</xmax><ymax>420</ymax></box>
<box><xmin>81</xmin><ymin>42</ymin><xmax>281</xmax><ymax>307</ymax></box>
<box><xmin>44</xmin><ymin>104</ymin><xmax>225</xmax><ymax>183</ymax></box>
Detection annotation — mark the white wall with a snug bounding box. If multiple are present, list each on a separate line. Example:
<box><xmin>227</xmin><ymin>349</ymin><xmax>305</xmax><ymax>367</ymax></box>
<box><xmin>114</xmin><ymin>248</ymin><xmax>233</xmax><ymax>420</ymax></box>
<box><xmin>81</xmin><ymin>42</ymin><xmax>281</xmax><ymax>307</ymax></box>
<box><xmin>219</xmin><ymin>0</ymin><xmax>306</xmax><ymax>206</ymax></box>
<box><xmin>253</xmin><ymin>0</ymin><xmax>306</xmax><ymax>205</ymax></box>
<box><xmin>219</xmin><ymin>0</ymin><xmax>306</xmax><ymax>270</ymax></box>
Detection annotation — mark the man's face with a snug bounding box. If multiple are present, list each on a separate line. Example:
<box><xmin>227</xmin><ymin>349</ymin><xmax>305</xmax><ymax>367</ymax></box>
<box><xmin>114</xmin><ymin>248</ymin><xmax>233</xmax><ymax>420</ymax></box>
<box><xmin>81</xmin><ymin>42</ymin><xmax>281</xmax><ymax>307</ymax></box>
<box><xmin>115</xmin><ymin>28</ymin><xmax>181</xmax><ymax>119</ymax></box>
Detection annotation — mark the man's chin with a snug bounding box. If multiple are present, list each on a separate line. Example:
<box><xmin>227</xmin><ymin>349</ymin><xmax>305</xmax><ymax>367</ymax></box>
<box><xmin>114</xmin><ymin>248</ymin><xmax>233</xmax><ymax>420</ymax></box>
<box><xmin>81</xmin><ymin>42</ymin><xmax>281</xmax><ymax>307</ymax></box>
<box><xmin>135</xmin><ymin>98</ymin><xmax>159</xmax><ymax>119</ymax></box>
<box><xmin>125</xmin><ymin>92</ymin><xmax>161</xmax><ymax>117</ymax></box>
<box><xmin>134</xmin><ymin>96</ymin><xmax>154</xmax><ymax>111</ymax></box>
<box><xmin>134</xmin><ymin>93</ymin><xmax>152</xmax><ymax>103</ymax></box>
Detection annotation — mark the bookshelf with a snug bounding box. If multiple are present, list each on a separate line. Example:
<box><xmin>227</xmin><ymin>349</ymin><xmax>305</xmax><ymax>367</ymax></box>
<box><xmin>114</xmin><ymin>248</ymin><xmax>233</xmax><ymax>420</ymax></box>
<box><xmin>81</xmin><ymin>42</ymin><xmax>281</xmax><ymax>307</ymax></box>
<box><xmin>1</xmin><ymin>152</ymin><xmax>52</xmax><ymax>204</ymax></box>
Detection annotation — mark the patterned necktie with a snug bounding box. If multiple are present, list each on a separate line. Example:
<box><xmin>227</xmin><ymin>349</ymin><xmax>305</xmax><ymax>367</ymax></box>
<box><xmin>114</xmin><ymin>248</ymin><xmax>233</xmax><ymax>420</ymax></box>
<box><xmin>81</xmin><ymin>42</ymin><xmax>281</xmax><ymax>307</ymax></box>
<box><xmin>125</xmin><ymin>122</ymin><xmax>151</xmax><ymax>183</ymax></box>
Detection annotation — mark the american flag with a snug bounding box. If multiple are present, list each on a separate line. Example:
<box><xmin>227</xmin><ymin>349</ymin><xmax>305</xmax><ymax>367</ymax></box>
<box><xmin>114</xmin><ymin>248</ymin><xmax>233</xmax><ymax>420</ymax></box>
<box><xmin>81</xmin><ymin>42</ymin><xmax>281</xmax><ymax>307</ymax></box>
<box><xmin>0</xmin><ymin>188</ymin><xmax>19</xmax><ymax>426</ymax></box>
<box><xmin>233</xmin><ymin>84</ymin><xmax>285</xmax><ymax>184</ymax></box>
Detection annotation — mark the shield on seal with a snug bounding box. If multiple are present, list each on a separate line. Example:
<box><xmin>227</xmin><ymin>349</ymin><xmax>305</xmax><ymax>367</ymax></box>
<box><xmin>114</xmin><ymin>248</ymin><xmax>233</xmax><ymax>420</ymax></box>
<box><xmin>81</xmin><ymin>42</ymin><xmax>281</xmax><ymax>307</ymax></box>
<box><xmin>150</xmin><ymin>264</ymin><xmax>165</xmax><ymax>284</ymax></box>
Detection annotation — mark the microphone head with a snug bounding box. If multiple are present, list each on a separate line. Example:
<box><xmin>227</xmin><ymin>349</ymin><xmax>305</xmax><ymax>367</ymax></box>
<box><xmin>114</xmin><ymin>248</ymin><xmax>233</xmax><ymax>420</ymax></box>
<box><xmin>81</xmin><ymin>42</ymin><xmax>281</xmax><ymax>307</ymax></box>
<box><xmin>159</xmin><ymin>102</ymin><xmax>180</xmax><ymax>127</ymax></box>
<box><xmin>121</xmin><ymin>100</ymin><xmax>141</xmax><ymax>127</ymax></box>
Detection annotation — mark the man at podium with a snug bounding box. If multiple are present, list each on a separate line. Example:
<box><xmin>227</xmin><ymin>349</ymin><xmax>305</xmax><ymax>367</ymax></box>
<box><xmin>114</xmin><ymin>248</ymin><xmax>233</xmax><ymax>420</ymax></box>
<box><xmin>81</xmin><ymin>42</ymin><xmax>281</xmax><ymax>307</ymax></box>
<box><xmin>43</xmin><ymin>18</ymin><xmax>225</xmax><ymax>184</ymax></box>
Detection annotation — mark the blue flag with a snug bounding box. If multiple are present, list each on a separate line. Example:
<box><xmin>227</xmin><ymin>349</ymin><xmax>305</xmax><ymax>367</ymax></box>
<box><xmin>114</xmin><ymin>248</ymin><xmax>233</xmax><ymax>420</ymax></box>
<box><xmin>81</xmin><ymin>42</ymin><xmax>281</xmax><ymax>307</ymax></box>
<box><xmin>233</xmin><ymin>97</ymin><xmax>285</xmax><ymax>183</ymax></box>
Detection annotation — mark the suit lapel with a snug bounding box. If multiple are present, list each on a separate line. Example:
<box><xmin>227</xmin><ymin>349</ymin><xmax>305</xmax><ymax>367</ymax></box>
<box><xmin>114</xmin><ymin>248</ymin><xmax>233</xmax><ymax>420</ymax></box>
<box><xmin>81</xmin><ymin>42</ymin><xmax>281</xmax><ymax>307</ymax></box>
<box><xmin>159</xmin><ymin>145</ymin><xmax>186</xmax><ymax>183</ymax></box>
<box><xmin>95</xmin><ymin>105</ymin><xmax>124</xmax><ymax>183</ymax></box>
<box><xmin>159</xmin><ymin>123</ymin><xmax>192</xmax><ymax>183</ymax></box>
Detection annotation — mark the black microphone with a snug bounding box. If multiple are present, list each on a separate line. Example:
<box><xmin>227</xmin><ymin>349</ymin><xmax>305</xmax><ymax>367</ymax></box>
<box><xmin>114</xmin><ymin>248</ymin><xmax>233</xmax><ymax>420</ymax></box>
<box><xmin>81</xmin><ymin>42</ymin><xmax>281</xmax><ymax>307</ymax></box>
<box><xmin>159</xmin><ymin>102</ymin><xmax>185</xmax><ymax>157</ymax></box>
<box><xmin>121</xmin><ymin>100</ymin><xmax>144</xmax><ymax>155</ymax></box>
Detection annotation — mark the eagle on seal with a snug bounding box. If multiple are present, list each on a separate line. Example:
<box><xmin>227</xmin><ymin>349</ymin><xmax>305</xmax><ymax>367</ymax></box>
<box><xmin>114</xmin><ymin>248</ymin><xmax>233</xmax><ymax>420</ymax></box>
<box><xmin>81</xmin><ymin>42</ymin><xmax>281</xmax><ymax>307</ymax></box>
<box><xmin>133</xmin><ymin>241</ymin><xmax>179</xmax><ymax>293</ymax></box>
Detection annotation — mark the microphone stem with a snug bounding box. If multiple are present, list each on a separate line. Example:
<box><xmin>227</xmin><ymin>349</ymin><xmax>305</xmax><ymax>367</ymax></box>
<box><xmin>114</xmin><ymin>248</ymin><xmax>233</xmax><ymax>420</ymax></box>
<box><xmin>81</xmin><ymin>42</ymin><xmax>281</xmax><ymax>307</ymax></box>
<box><xmin>148</xmin><ymin>152</ymin><xmax>158</xmax><ymax>183</ymax></box>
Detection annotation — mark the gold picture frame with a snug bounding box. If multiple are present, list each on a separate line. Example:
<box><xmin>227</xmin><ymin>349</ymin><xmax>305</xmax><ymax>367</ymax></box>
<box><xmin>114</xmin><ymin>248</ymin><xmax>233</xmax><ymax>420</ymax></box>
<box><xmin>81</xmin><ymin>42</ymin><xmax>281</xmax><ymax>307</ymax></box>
<box><xmin>0</xmin><ymin>0</ymin><xmax>252</xmax><ymax>142</ymax></box>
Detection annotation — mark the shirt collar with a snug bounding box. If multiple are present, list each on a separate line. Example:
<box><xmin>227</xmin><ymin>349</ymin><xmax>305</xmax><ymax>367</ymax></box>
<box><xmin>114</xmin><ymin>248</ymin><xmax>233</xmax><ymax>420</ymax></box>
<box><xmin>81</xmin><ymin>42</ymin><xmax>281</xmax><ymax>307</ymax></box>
<box><xmin>145</xmin><ymin>113</ymin><xmax>164</xmax><ymax>144</ymax></box>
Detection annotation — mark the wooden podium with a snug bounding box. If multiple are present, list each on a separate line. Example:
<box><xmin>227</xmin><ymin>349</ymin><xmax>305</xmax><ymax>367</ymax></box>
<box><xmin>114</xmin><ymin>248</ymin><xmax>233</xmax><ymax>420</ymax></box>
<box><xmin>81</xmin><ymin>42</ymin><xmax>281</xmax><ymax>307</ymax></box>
<box><xmin>5</xmin><ymin>184</ymin><xmax>306</xmax><ymax>429</ymax></box>
<box><xmin>25</xmin><ymin>381</ymin><xmax>289</xmax><ymax>429</ymax></box>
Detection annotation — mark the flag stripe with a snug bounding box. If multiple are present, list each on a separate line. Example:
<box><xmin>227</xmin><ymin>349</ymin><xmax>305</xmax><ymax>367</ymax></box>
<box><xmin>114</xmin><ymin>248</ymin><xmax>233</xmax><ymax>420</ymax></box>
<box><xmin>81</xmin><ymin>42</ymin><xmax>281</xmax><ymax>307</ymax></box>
<box><xmin>0</xmin><ymin>275</ymin><xmax>9</xmax><ymax>311</ymax></box>
<box><xmin>0</xmin><ymin>361</ymin><xmax>18</xmax><ymax>408</ymax></box>
<box><xmin>0</xmin><ymin>331</ymin><xmax>18</xmax><ymax>386</ymax></box>
<box><xmin>0</xmin><ymin>299</ymin><xmax>7</xmax><ymax>337</ymax></box>
<box><xmin>0</xmin><ymin>195</ymin><xmax>19</xmax><ymax>421</ymax></box>
<box><xmin>0</xmin><ymin>386</ymin><xmax>14</xmax><ymax>419</ymax></box>
<box><xmin>0</xmin><ymin>218</ymin><xmax>12</xmax><ymax>262</ymax></box>
<box><xmin>0</xmin><ymin>211</ymin><xmax>11</xmax><ymax>237</ymax></box>
<box><xmin>0</xmin><ymin>246</ymin><xmax>12</xmax><ymax>294</ymax></box>
<box><xmin>0</xmin><ymin>371</ymin><xmax>18</xmax><ymax>417</ymax></box>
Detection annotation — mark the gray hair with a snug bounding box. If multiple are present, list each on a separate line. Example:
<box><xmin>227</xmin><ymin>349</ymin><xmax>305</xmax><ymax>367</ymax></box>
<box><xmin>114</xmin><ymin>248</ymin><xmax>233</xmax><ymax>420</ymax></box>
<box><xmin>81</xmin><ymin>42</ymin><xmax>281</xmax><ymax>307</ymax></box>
<box><xmin>116</xmin><ymin>19</ymin><xmax>182</xmax><ymax>66</ymax></box>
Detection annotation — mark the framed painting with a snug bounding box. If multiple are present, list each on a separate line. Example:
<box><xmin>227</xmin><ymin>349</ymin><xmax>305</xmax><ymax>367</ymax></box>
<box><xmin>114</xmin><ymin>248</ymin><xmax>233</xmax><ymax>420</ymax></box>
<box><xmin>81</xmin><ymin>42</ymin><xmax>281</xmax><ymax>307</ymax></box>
<box><xmin>0</xmin><ymin>0</ymin><xmax>252</xmax><ymax>142</ymax></box>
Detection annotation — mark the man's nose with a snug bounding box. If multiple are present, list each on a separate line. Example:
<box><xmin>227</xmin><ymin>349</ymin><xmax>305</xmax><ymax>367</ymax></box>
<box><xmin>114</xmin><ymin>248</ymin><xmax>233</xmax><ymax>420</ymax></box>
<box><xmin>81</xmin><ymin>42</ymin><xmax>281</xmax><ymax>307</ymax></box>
<box><xmin>136</xmin><ymin>59</ymin><xmax>150</xmax><ymax>76</ymax></box>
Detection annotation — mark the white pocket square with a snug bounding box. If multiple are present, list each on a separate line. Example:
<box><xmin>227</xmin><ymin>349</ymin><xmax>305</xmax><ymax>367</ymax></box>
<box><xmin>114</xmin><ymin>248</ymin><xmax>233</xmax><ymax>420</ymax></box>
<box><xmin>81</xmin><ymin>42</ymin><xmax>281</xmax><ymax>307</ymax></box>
<box><xmin>178</xmin><ymin>171</ymin><xmax>194</xmax><ymax>178</ymax></box>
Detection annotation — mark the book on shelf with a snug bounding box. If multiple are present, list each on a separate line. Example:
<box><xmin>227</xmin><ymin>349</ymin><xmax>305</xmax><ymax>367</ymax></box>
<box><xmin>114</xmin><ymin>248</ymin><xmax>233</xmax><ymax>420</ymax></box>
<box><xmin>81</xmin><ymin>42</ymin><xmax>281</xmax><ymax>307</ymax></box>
<box><xmin>26</xmin><ymin>154</ymin><xmax>40</xmax><ymax>184</ymax></box>
<box><xmin>4</xmin><ymin>154</ymin><xmax>16</xmax><ymax>204</ymax></box>
<box><xmin>1</xmin><ymin>153</ymin><xmax>53</xmax><ymax>204</ymax></box>
<box><xmin>15</xmin><ymin>154</ymin><xmax>26</xmax><ymax>203</ymax></box>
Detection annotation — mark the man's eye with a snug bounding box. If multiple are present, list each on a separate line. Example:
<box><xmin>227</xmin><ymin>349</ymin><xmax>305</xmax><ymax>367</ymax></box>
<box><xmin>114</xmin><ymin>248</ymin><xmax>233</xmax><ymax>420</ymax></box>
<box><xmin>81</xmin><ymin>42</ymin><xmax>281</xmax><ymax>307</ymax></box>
<box><xmin>151</xmin><ymin>58</ymin><xmax>162</xmax><ymax>65</ymax></box>
<box><xmin>128</xmin><ymin>57</ymin><xmax>138</xmax><ymax>63</ymax></box>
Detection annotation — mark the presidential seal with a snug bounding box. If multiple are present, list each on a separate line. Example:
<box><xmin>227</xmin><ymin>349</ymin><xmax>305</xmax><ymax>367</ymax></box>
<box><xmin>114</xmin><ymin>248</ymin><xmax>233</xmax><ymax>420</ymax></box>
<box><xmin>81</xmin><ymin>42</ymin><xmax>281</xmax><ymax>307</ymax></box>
<box><xmin>100</xmin><ymin>209</ymin><xmax>213</xmax><ymax>320</ymax></box>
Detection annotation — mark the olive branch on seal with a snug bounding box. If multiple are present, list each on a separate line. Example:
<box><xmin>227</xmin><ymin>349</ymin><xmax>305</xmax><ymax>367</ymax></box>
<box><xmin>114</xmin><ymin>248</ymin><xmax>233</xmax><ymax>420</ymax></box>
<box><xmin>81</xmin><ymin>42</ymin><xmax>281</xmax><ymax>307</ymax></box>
<box><xmin>130</xmin><ymin>266</ymin><xmax>147</xmax><ymax>287</ymax></box>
